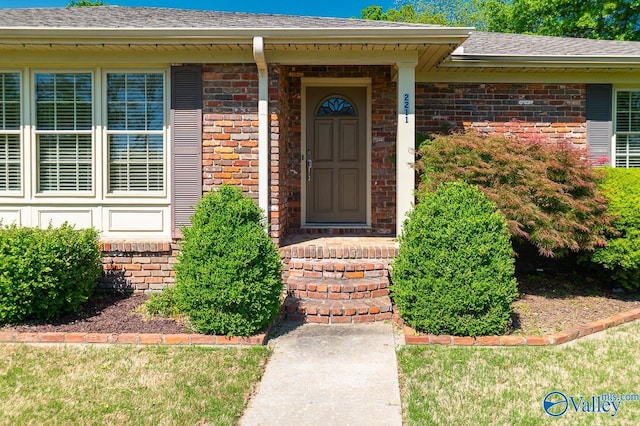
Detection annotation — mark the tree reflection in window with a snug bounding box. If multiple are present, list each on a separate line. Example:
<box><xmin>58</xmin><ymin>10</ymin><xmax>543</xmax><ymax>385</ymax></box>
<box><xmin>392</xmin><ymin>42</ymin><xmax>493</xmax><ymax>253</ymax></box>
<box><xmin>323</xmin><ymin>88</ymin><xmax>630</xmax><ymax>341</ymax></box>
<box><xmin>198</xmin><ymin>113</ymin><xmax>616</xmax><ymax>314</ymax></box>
<box><xmin>317</xmin><ymin>97</ymin><xmax>356</xmax><ymax>116</ymax></box>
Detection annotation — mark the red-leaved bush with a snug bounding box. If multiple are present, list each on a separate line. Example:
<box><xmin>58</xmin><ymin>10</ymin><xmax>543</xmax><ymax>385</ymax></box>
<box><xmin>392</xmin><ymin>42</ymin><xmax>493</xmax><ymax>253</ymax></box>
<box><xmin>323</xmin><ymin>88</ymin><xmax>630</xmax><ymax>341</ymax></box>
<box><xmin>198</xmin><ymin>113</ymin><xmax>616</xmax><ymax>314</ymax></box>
<box><xmin>416</xmin><ymin>131</ymin><xmax>614</xmax><ymax>257</ymax></box>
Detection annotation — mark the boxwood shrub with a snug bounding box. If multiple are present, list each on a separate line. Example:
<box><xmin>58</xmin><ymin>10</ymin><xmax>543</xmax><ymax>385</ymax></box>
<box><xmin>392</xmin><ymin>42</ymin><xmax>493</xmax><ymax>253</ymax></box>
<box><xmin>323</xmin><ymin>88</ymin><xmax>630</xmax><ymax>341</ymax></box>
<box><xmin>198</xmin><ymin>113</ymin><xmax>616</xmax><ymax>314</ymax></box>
<box><xmin>0</xmin><ymin>224</ymin><xmax>102</xmax><ymax>324</ymax></box>
<box><xmin>391</xmin><ymin>182</ymin><xmax>518</xmax><ymax>336</ymax></box>
<box><xmin>173</xmin><ymin>185</ymin><xmax>283</xmax><ymax>336</ymax></box>
<box><xmin>590</xmin><ymin>167</ymin><xmax>640</xmax><ymax>290</ymax></box>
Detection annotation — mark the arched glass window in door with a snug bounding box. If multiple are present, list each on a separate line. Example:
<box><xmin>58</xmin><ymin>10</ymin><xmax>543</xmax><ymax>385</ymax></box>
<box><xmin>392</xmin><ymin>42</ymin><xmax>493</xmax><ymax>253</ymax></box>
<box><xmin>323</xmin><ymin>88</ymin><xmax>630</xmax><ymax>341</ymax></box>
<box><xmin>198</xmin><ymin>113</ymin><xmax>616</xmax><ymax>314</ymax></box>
<box><xmin>317</xmin><ymin>96</ymin><xmax>356</xmax><ymax>116</ymax></box>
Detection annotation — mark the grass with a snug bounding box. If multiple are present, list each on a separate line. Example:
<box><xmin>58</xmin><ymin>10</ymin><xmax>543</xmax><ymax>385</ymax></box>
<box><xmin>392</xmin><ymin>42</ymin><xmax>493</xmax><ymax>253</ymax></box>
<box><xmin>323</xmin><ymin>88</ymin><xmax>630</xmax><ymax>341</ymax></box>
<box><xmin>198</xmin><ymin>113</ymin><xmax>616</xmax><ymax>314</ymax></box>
<box><xmin>0</xmin><ymin>344</ymin><xmax>270</xmax><ymax>425</ymax></box>
<box><xmin>398</xmin><ymin>321</ymin><xmax>640</xmax><ymax>425</ymax></box>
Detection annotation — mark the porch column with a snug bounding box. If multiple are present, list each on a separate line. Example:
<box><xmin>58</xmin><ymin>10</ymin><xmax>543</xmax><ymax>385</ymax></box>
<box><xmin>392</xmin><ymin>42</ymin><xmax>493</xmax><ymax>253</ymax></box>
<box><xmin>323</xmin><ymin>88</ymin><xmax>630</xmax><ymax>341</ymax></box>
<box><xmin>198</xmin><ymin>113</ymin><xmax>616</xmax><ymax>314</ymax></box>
<box><xmin>395</xmin><ymin>61</ymin><xmax>417</xmax><ymax>237</ymax></box>
<box><xmin>253</xmin><ymin>37</ymin><xmax>269</xmax><ymax>219</ymax></box>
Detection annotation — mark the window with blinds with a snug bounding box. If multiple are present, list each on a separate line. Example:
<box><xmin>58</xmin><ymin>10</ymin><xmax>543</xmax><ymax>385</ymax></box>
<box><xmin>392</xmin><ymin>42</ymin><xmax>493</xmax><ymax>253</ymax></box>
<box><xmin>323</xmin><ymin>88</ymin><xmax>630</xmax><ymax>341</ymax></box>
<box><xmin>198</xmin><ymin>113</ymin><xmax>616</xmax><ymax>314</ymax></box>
<box><xmin>35</xmin><ymin>73</ymin><xmax>93</xmax><ymax>192</ymax></box>
<box><xmin>615</xmin><ymin>90</ymin><xmax>640</xmax><ymax>168</ymax></box>
<box><xmin>0</xmin><ymin>73</ymin><xmax>21</xmax><ymax>192</ymax></box>
<box><xmin>107</xmin><ymin>73</ymin><xmax>164</xmax><ymax>192</ymax></box>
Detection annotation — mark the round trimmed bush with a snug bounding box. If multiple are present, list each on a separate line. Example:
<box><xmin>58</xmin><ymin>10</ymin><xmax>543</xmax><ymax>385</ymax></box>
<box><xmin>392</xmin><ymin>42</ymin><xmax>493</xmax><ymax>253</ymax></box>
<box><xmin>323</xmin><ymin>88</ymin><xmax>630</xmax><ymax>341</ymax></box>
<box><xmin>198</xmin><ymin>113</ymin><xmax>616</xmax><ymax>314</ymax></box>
<box><xmin>173</xmin><ymin>185</ymin><xmax>283</xmax><ymax>336</ymax></box>
<box><xmin>391</xmin><ymin>181</ymin><xmax>518</xmax><ymax>336</ymax></box>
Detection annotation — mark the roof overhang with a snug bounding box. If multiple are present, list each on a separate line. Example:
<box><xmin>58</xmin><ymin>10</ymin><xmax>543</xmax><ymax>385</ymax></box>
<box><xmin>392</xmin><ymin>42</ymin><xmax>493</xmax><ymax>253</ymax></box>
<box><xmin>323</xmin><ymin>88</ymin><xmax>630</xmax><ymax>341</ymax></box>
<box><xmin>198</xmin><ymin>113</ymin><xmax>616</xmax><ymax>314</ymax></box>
<box><xmin>446</xmin><ymin>50</ymin><xmax>640</xmax><ymax>69</ymax></box>
<box><xmin>0</xmin><ymin>27</ymin><xmax>472</xmax><ymax>45</ymax></box>
<box><xmin>0</xmin><ymin>26</ymin><xmax>472</xmax><ymax>72</ymax></box>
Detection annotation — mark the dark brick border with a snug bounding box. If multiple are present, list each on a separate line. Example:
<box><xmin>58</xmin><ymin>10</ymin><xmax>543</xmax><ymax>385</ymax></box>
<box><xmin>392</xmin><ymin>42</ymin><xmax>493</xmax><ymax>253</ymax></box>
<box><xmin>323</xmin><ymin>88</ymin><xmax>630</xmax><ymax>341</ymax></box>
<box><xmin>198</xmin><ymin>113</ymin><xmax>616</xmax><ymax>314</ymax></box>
<box><xmin>395</xmin><ymin>307</ymin><xmax>640</xmax><ymax>346</ymax></box>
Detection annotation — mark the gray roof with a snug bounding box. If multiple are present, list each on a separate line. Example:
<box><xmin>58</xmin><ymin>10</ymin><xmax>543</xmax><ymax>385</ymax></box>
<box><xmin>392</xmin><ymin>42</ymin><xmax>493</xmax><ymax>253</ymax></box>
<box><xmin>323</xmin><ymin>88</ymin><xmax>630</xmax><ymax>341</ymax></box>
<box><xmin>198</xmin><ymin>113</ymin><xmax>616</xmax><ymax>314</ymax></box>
<box><xmin>459</xmin><ymin>31</ymin><xmax>640</xmax><ymax>57</ymax></box>
<box><xmin>0</xmin><ymin>6</ymin><xmax>443</xmax><ymax>29</ymax></box>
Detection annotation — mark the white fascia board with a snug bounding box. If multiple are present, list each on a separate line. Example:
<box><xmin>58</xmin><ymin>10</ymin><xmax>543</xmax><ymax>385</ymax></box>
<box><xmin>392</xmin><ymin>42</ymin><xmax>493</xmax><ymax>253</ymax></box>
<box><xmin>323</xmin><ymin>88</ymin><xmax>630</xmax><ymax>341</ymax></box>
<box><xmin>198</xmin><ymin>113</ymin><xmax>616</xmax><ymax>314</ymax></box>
<box><xmin>446</xmin><ymin>54</ymin><xmax>640</xmax><ymax>68</ymax></box>
<box><xmin>417</xmin><ymin>70</ymin><xmax>640</xmax><ymax>84</ymax></box>
<box><xmin>0</xmin><ymin>27</ymin><xmax>472</xmax><ymax>45</ymax></box>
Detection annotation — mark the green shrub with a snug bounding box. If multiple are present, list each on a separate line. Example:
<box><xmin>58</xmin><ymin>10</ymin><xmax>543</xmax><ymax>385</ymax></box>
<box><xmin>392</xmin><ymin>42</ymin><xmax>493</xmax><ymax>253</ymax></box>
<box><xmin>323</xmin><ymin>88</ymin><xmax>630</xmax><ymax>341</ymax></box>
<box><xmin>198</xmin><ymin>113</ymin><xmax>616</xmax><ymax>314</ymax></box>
<box><xmin>143</xmin><ymin>287</ymin><xmax>180</xmax><ymax>318</ymax></box>
<box><xmin>416</xmin><ymin>131</ymin><xmax>613</xmax><ymax>257</ymax></box>
<box><xmin>590</xmin><ymin>168</ymin><xmax>640</xmax><ymax>290</ymax></box>
<box><xmin>0</xmin><ymin>224</ymin><xmax>102</xmax><ymax>324</ymax></box>
<box><xmin>391</xmin><ymin>182</ymin><xmax>518</xmax><ymax>336</ymax></box>
<box><xmin>173</xmin><ymin>185</ymin><xmax>283</xmax><ymax>336</ymax></box>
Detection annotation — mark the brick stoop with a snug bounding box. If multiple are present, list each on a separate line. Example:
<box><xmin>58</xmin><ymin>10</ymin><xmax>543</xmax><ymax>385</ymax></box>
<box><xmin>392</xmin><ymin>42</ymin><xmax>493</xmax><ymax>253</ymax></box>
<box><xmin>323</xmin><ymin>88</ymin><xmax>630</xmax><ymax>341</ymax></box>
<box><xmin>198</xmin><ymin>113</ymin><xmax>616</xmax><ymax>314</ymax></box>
<box><xmin>280</xmin><ymin>237</ymin><xmax>397</xmax><ymax>324</ymax></box>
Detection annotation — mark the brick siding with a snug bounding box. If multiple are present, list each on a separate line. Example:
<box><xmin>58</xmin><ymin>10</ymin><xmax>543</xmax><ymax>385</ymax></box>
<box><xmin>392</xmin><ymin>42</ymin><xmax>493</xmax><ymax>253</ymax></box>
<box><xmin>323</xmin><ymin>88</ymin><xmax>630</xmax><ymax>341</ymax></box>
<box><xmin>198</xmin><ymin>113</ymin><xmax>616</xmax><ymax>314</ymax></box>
<box><xmin>100</xmin><ymin>242</ymin><xmax>179</xmax><ymax>293</ymax></box>
<box><xmin>416</xmin><ymin>83</ymin><xmax>587</xmax><ymax>145</ymax></box>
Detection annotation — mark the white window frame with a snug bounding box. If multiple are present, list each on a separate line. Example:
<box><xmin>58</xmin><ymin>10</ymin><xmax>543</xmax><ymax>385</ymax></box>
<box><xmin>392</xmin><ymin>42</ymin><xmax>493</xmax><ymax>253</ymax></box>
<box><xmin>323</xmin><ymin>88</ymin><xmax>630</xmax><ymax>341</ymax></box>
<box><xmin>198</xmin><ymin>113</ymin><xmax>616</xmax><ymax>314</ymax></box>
<box><xmin>613</xmin><ymin>88</ymin><xmax>640</xmax><ymax>168</ymax></box>
<box><xmin>0</xmin><ymin>66</ymin><xmax>171</xmax><ymax>239</ymax></box>
<box><xmin>102</xmin><ymin>69</ymin><xmax>169</xmax><ymax>199</ymax></box>
<box><xmin>0</xmin><ymin>71</ymin><xmax>23</xmax><ymax>197</ymax></box>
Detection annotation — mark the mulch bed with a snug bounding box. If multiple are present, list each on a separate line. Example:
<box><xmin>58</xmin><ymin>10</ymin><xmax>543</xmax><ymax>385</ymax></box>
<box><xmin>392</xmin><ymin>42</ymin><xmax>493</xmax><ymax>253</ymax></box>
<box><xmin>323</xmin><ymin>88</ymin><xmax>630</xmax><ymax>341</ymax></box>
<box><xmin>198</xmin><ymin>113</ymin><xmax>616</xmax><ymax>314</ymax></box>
<box><xmin>512</xmin><ymin>274</ymin><xmax>640</xmax><ymax>335</ymax></box>
<box><xmin>2</xmin><ymin>294</ymin><xmax>187</xmax><ymax>335</ymax></box>
<box><xmin>2</xmin><ymin>271</ymin><xmax>639</xmax><ymax>337</ymax></box>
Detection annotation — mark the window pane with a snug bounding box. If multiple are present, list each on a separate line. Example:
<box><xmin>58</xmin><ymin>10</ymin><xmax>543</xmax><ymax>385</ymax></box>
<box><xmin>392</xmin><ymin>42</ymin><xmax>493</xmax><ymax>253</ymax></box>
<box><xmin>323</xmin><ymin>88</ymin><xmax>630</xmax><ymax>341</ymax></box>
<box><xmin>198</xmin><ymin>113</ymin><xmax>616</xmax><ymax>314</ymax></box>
<box><xmin>38</xmin><ymin>134</ymin><xmax>92</xmax><ymax>192</ymax></box>
<box><xmin>0</xmin><ymin>134</ymin><xmax>20</xmax><ymax>191</ymax></box>
<box><xmin>107</xmin><ymin>73</ymin><xmax>164</xmax><ymax>131</ymax></box>
<box><xmin>107</xmin><ymin>72</ymin><xmax>165</xmax><ymax>193</ymax></box>
<box><xmin>36</xmin><ymin>73</ymin><xmax>92</xmax><ymax>131</ymax></box>
<box><xmin>0</xmin><ymin>73</ymin><xmax>20</xmax><ymax>130</ymax></box>
<box><xmin>0</xmin><ymin>73</ymin><xmax>20</xmax><ymax>191</ymax></box>
<box><xmin>108</xmin><ymin>134</ymin><xmax>164</xmax><ymax>192</ymax></box>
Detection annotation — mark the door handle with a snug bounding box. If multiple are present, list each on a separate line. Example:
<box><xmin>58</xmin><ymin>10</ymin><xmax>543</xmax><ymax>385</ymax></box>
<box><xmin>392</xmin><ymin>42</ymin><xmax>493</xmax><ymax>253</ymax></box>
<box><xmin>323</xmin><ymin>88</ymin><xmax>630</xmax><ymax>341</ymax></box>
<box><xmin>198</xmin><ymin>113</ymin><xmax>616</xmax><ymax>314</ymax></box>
<box><xmin>306</xmin><ymin>158</ymin><xmax>313</xmax><ymax>181</ymax></box>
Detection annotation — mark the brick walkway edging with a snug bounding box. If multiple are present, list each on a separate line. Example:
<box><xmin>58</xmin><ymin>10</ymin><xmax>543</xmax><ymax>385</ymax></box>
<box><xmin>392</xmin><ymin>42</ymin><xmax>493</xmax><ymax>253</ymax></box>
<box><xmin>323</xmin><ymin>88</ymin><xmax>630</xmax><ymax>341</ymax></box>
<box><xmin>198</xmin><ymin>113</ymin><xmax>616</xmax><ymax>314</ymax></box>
<box><xmin>394</xmin><ymin>306</ymin><xmax>640</xmax><ymax>346</ymax></box>
<box><xmin>0</xmin><ymin>306</ymin><xmax>285</xmax><ymax>347</ymax></box>
<box><xmin>0</xmin><ymin>331</ymin><xmax>268</xmax><ymax>346</ymax></box>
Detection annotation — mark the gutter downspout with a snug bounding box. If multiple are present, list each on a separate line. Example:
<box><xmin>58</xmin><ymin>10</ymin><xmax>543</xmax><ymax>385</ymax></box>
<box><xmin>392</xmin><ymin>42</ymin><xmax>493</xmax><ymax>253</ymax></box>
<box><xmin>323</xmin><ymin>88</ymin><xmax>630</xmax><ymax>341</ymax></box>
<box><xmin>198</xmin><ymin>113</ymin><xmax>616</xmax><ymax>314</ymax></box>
<box><xmin>253</xmin><ymin>36</ymin><xmax>269</xmax><ymax>223</ymax></box>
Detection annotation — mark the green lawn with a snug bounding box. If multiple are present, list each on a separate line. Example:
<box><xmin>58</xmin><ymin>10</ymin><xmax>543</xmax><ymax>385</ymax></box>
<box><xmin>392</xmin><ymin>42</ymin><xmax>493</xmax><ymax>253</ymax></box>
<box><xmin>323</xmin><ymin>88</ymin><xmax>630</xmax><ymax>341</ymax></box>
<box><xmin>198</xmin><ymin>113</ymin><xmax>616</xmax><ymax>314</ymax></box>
<box><xmin>398</xmin><ymin>321</ymin><xmax>640</xmax><ymax>425</ymax></box>
<box><xmin>0</xmin><ymin>344</ymin><xmax>270</xmax><ymax>426</ymax></box>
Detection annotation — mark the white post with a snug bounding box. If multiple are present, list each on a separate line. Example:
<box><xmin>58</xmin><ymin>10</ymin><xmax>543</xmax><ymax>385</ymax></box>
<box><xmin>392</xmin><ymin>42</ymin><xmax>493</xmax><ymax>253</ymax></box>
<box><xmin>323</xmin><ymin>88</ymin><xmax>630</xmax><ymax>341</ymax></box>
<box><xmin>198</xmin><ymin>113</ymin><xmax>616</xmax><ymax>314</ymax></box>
<box><xmin>396</xmin><ymin>62</ymin><xmax>416</xmax><ymax>238</ymax></box>
<box><xmin>253</xmin><ymin>37</ymin><xmax>269</xmax><ymax>219</ymax></box>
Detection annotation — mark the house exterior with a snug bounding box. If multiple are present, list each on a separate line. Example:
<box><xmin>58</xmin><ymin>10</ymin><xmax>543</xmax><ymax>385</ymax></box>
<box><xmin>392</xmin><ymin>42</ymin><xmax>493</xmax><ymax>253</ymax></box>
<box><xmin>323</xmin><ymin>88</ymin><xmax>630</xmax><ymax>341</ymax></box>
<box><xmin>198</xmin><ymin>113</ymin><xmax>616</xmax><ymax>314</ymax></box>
<box><xmin>1</xmin><ymin>7</ymin><xmax>640</xmax><ymax>294</ymax></box>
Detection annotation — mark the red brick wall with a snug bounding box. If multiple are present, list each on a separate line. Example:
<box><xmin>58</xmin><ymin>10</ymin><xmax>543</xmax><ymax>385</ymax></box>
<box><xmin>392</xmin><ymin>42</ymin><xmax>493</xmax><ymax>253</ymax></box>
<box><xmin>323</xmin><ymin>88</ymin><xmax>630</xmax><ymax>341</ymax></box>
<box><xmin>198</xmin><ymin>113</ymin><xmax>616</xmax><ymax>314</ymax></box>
<box><xmin>201</xmin><ymin>64</ymin><xmax>285</xmax><ymax>244</ymax></box>
<box><xmin>100</xmin><ymin>242</ymin><xmax>179</xmax><ymax>293</ymax></box>
<box><xmin>416</xmin><ymin>83</ymin><xmax>587</xmax><ymax>144</ymax></box>
<box><xmin>202</xmin><ymin>64</ymin><xmax>261</xmax><ymax>198</ymax></box>
<box><xmin>274</xmin><ymin>66</ymin><xmax>290</xmax><ymax>244</ymax></box>
<box><xmin>282</xmin><ymin>65</ymin><xmax>397</xmax><ymax>236</ymax></box>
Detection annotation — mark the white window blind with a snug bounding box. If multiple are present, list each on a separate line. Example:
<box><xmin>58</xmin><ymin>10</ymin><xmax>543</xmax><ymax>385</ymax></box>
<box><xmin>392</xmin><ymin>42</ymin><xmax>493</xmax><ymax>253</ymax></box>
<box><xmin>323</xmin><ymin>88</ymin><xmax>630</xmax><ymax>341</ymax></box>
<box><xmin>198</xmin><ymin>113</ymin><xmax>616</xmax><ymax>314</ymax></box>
<box><xmin>615</xmin><ymin>90</ymin><xmax>640</xmax><ymax>168</ymax></box>
<box><xmin>35</xmin><ymin>73</ymin><xmax>93</xmax><ymax>192</ymax></box>
<box><xmin>0</xmin><ymin>73</ymin><xmax>21</xmax><ymax>192</ymax></box>
<box><xmin>107</xmin><ymin>73</ymin><xmax>164</xmax><ymax>192</ymax></box>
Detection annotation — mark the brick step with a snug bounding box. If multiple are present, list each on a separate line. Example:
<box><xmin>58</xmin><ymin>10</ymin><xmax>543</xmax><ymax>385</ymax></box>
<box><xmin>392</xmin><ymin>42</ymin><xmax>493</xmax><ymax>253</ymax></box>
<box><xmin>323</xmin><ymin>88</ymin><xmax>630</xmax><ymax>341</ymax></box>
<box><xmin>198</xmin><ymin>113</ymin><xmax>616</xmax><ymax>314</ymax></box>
<box><xmin>284</xmin><ymin>296</ymin><xmax>393</xmax><ymax>324</ymax></box>
<box><xmin>285</xmin><ymin>259</ymin><xmax>390</xmax><ymax>279</ymax></box>
<box><xmin>287</xmin><ymin>276</ymin><xmax>390</xmax><ymax>300</ymax></box>
<box><xmin>280</xmin><ymin>243</ymin><xmax>398</xmax><ymax>261</ymax></box>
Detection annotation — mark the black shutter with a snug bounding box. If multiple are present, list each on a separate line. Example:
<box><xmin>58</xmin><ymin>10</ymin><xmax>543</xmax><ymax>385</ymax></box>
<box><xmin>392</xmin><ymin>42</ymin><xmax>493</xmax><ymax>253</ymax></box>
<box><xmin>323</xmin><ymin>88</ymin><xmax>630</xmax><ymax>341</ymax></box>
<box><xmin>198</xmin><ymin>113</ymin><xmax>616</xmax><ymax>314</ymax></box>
<box><xmin>171</xmin><ymin>66</ymin><xmax>202</xmax><ymax>236</ymax></box>
<box><xmin>586</xmin><ymin>84</ymin><xmax>613</xmax><ymax>164</ymax></box>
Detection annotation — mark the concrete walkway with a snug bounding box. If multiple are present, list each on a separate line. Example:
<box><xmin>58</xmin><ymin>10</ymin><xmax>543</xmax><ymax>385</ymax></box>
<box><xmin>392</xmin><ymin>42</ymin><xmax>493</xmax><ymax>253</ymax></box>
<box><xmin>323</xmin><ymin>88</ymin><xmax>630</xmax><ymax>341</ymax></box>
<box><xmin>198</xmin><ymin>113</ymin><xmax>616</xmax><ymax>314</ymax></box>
<box><xmin>240</xmin><ymin>321</ymin><xmax>403</xmax><ymax>426</ymax></box>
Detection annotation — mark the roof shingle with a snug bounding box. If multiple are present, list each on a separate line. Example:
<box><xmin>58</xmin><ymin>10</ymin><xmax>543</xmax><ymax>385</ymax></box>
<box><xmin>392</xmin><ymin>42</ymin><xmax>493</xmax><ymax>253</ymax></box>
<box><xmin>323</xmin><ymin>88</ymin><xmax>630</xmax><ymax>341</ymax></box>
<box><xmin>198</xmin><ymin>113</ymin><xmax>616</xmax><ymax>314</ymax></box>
<box><xmin>0</xmin><ymin>6</ymin><xmax>444</xmax><ymax>29</ymax></box>
<box><xmin>459</xmin><ymin>31</ymin><xmax>640</xmax><ymax>57</ymax></box>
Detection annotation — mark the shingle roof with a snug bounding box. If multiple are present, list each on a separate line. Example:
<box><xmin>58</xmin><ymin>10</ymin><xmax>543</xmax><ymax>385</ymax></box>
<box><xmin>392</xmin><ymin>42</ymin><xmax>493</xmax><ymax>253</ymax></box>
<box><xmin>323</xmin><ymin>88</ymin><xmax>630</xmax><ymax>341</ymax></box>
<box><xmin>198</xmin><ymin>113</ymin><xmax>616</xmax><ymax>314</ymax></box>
<box><xmin>459</xmin><ymin>31</ymin><xmax>640</xmax><ymax>57</ymax></box>
<box><xmin>0</xmin><ymin>6</ymin><xmax>444</xmax><ymax>29</ymax></box>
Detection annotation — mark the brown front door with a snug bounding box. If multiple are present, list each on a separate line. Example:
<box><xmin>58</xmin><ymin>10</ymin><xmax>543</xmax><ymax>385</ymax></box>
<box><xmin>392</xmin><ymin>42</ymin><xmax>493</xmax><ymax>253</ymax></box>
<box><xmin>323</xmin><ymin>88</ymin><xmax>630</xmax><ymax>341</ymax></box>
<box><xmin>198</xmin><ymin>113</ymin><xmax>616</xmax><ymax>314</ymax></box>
<box><xmin>305</xmin><ymin>86</ymin><xmax>367</xmax><ymax>224</ymax></box>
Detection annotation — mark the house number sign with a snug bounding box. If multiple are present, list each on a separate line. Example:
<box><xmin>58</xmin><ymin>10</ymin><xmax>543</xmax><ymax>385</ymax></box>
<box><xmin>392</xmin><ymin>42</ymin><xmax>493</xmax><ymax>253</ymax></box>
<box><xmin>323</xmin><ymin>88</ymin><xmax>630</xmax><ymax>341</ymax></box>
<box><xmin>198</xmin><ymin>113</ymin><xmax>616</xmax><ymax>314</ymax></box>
<box><xmin>403</xmin><ymin>93</ymin><xmax>410</xmax><ymax>123</ymax></box>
